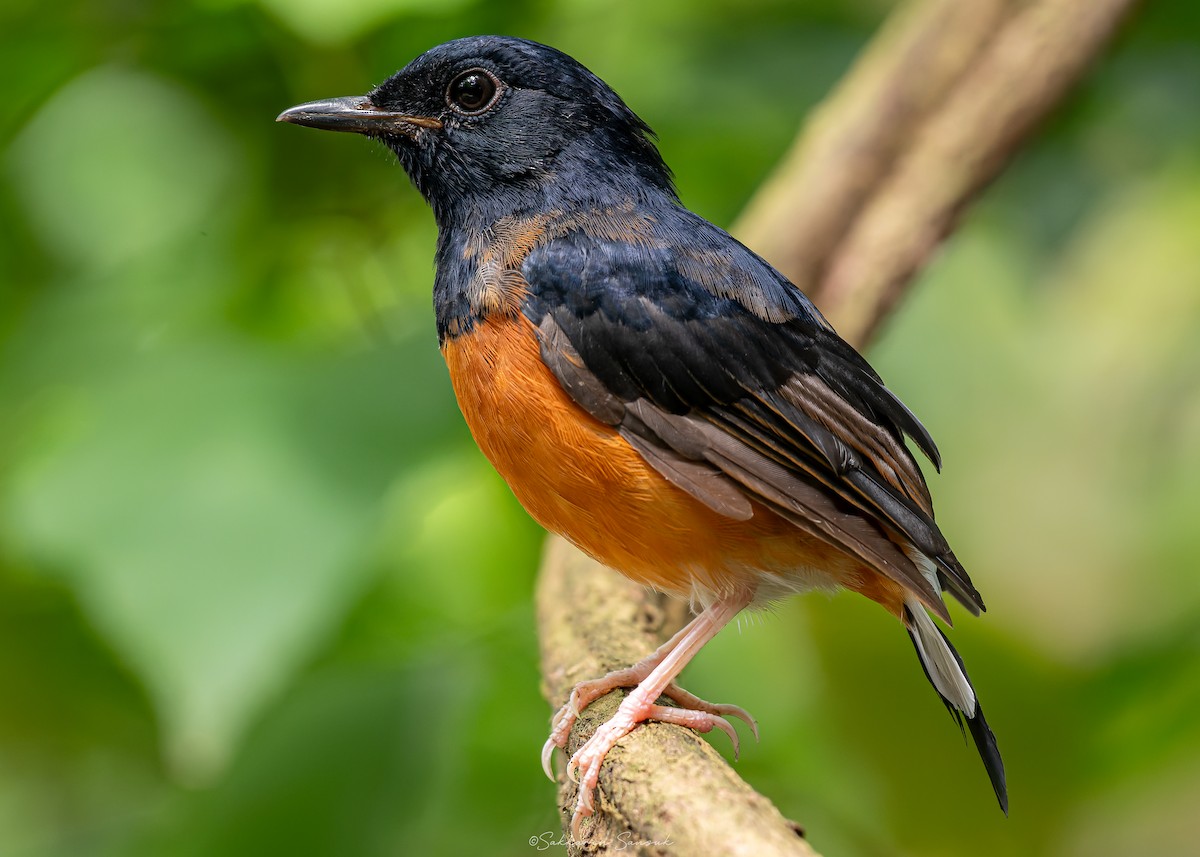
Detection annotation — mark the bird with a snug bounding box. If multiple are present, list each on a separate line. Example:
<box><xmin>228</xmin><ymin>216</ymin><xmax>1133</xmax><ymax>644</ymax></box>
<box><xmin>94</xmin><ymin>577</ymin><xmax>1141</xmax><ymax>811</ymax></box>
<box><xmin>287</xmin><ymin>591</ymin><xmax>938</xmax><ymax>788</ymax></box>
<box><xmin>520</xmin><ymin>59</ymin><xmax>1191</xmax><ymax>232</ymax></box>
<box><xmin>278</xmin><ymin>35</ymin><xmax>1007</xmax><ymax>834</ymax></box>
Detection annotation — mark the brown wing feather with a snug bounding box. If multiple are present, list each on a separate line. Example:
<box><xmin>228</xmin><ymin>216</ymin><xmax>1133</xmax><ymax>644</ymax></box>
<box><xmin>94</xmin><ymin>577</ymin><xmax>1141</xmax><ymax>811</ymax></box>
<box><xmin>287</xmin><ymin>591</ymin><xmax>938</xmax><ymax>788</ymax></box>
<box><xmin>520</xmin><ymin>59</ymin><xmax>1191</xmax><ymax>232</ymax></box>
<box><xmin>781</xmin><ymin>373</ymin><xmax>933</xmax><ymax>512</ymax></box>
<box><xmin>523</xmin><ymin>227</ymin><xmax>984</xmax><ymax>617</ymax></box>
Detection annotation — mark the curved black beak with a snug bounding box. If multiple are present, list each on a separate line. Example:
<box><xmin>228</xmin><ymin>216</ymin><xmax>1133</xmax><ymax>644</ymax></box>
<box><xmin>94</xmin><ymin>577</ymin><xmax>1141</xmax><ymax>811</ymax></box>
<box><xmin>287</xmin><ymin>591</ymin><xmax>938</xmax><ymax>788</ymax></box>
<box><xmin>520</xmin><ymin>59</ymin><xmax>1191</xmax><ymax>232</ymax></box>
<box><xmin>276</xmin><ymin>96</ymin><xmax>442</xmax><ymax>136</ymax></box>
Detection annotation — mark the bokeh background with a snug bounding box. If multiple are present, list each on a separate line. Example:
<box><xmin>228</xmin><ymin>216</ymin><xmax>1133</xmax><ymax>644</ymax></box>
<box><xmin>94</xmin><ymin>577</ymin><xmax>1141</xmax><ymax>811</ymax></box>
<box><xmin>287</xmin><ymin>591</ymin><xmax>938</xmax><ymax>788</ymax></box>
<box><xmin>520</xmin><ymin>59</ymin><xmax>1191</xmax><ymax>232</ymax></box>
<box><xmin>3</xmin><ymin>1</ymin><xmax>1199</xmax><ymax>855</ymax></box>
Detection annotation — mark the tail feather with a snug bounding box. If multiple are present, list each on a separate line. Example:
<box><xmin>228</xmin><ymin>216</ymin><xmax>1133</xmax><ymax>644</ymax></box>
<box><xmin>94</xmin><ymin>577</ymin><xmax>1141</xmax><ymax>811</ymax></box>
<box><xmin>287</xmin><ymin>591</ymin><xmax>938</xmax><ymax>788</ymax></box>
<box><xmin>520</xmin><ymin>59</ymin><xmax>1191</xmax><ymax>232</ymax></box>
<box><xmin>904</xmin><ymin>601</ymin><xmax>1008</xmax><ymax>814</ymax></box>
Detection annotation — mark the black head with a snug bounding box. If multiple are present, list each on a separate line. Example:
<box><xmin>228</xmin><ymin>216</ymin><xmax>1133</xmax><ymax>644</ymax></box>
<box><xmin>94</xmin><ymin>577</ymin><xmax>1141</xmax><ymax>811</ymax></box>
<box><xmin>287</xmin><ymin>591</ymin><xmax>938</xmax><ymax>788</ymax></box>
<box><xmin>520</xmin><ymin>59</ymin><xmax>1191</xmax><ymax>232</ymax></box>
<box><xmin>278</xmin><ymin>36</ymin><xmax>675</xmax><ymax>224</ymax></box>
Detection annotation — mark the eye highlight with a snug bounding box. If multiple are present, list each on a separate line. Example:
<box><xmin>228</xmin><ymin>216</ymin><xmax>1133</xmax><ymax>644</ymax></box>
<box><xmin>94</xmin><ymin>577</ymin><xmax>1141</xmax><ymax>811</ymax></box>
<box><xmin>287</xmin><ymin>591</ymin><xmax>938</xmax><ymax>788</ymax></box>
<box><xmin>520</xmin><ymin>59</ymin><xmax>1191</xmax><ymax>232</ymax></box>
<box><xmin>446</xmin><ymin>69</ymin><xmax>500</xmax><ymax>115</ymax></box>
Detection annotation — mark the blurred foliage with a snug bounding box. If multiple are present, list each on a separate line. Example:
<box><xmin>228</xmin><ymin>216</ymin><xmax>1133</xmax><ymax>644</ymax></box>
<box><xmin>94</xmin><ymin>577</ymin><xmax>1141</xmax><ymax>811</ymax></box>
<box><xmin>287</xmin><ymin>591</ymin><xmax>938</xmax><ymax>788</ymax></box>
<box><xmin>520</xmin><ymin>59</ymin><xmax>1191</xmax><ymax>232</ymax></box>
<box><xmin>1</xmin><ymin>1</ymin><xmax>1199</xmax><ymax>855</ymax></box>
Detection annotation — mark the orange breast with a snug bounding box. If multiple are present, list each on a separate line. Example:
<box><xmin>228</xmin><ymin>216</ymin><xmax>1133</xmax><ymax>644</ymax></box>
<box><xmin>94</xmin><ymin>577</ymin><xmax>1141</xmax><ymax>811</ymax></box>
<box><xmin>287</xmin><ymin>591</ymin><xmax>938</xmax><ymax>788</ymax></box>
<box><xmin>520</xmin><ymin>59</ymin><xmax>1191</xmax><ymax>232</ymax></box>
<box><xmin>441</xmin><ymin>312</ymin><xmax>881</xmax><ymax>603</ymax></box>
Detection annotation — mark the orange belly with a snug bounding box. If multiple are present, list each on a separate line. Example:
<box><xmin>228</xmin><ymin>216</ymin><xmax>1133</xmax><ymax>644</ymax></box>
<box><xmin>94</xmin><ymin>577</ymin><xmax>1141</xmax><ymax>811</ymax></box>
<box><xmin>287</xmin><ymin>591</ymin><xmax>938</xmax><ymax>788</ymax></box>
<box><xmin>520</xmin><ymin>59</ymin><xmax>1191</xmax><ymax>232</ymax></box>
<box><xmin>441</xmin><ymin>313</ymin><xmax>895</xmax><ymax>605</ymax></box>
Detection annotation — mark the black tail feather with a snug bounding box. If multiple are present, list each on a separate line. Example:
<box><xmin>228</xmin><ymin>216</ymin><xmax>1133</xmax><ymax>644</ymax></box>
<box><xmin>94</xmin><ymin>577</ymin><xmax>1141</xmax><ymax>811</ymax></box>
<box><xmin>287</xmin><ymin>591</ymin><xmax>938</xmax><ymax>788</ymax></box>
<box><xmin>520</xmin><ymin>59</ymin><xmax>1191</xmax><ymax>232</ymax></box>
<box><xmin>964</xmin><ymin>697</ymin><xmax>1008</xmax><ymax>815</ymax></box>
<box><xmin>904</xmin><ymin>607</ymin><xmax>1009</xmax><ymax>814</ymax></box>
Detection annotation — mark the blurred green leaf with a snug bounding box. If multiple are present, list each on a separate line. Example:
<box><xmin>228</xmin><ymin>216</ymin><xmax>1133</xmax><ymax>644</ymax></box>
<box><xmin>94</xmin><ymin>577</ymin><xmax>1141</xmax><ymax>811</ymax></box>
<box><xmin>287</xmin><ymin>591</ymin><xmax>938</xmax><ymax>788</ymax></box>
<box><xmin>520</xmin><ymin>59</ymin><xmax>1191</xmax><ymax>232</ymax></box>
<box><xmin>232</xmin><ymin>0</ymin><xmax>472</xmax><ymax>47</ymax></box>
<box><xmin>3</xmin><ymin>336</ymin><xmax>458</xmax><ymax>784</ymax></box>
<box><xmin>7</xmin><ymin>66</ymin><xmax>236</xmax><ymax>271</ymax></box>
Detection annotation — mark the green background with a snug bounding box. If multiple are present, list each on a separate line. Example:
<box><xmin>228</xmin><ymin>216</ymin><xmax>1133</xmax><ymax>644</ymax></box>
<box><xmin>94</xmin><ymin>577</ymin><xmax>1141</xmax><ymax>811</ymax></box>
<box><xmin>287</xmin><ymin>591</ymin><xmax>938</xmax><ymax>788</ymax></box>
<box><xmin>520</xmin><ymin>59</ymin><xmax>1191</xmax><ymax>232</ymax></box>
<box><xmin>3</xmin><ymin>1</ymin><xmax>1199</xmax><ymax>855</ymax></box>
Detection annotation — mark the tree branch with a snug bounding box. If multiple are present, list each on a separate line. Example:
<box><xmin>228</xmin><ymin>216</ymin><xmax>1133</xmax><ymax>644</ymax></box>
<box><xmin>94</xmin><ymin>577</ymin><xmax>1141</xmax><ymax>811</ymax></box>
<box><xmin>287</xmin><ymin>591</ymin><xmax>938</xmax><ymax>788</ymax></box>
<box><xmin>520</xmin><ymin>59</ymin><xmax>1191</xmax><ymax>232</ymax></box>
<box><xmin>731</xmin><ymin>0</ymin><xmax>1016</xmax><ymax>315</ymax></box>
<box><xmin>811</xmin><ymin>0</ymin><xmax>1139</xmax><ymax>344</ymax></box>
<box><xmin>537</xmin><ymin>0</ymin><xmax>1138</xmax><ymax>852</ymax></box>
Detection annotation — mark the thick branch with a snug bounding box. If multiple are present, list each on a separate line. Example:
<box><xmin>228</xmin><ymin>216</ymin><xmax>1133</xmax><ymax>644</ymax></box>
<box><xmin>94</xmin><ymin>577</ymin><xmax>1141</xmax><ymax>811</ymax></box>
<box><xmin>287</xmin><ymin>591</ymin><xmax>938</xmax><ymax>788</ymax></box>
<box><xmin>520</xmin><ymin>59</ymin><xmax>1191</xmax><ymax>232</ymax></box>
<box><xmin>814</xmin><ymin>0</ymin><xmax>1139</xmax><ymax>344</ymax></box>
<box><xmin>731</xmin><ymin>0</ymin><xmax>1016</xmax><ymax>307</ymax></box>
<box><xmin>536</xmin><ymin>0</ymin><xmax>1136</xmax><ymax>852</ymax></box>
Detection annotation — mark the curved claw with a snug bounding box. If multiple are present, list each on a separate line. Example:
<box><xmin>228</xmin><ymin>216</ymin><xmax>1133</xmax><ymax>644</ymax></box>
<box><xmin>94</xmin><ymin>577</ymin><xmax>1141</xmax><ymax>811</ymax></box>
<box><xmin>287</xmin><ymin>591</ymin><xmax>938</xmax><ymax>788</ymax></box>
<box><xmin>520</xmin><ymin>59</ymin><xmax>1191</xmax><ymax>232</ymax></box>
<box><xmin>711</xmin><ymin>713</ymin><xmax>741</xmax><ymax>759</ymax></box>
<box><xmin>570</xmin><ymin>797</ymin><xmax>592</xmax><ymax>840</ymax></box>
<box><xmin>709</xmin><ymin>702</ymin><xmax>759</xmax><ymax>743</ymax></box>
<box><xmin>567</xmin><ymin>741</ymin><xmax>609</xmax><ymax>838</ymax></box>
<box><xmin>661</xmin><ymin>683</ymin><xmax>760</xmax><ymax>742</ymax></box>
<box><xmin>541</xmin><ymin>738</ymin><xmax>558</xmax><ymax>780</ymax></box>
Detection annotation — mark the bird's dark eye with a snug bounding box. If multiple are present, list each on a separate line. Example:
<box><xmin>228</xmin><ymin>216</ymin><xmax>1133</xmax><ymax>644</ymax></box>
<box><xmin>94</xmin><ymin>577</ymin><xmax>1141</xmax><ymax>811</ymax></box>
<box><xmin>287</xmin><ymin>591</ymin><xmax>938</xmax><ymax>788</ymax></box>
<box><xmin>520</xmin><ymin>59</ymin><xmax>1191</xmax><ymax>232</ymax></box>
<box><xmin>447</xmin><ymin>69</ymin><xmax>499</xmax><ymax>115</ymax></box>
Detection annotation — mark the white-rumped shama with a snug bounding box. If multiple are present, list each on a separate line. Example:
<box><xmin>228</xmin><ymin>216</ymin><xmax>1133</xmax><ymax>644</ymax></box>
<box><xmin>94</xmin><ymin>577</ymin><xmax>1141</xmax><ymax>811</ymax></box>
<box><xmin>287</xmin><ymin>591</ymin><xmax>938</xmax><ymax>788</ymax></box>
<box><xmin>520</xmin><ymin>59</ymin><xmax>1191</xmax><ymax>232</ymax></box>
<box><xmin>279</xmin><ymin>35</ymin><xmax>1007</xmax><ymax>834</ymax></box>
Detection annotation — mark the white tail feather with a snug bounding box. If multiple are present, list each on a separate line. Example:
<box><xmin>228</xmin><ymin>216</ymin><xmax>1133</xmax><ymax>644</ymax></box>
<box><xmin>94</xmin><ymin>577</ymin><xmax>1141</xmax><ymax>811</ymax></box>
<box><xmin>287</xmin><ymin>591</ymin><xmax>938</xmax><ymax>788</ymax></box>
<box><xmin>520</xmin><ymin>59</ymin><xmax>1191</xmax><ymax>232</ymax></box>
<box><xmin>905</xmin><ymin>597</ymin><xmax>976</xmax><ymax>717</ymax></box>
<box><xmin>901</xmin><ymin>542</ymin><xmax>940</xmax><ymax>595</ymax></box>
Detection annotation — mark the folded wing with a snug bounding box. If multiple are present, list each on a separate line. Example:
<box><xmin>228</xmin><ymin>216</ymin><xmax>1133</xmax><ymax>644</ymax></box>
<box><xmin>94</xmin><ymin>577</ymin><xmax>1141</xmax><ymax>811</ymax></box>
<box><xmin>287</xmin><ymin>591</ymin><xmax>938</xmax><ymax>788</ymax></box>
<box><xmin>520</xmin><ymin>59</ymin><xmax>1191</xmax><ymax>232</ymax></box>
<box><xmin>521</xmin><ymin>215</ymin><xmax>982</xmax><ymax>620</ymax></box>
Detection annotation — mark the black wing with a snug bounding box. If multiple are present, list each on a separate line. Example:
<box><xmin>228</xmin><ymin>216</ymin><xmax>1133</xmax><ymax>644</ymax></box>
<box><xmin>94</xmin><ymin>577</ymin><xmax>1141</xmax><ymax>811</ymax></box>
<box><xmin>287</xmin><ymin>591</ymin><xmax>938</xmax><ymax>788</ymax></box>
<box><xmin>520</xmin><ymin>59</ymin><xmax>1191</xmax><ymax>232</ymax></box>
<box><xmin>520</xmin><ymin>212</ymin><xmax>981</xmax><ymax>619</ymax></box>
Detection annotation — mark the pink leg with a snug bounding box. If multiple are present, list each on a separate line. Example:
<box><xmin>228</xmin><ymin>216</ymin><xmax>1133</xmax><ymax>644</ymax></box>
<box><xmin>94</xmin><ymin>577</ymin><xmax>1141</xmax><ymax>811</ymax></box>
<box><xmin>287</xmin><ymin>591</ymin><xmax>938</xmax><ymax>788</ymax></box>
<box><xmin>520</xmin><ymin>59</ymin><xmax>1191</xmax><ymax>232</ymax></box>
<box><xmin>552</xmin><ymin>593</ymin><xmax>753</xmax><ymax>838</ymax></box>
<box><xmin>543</xmin><ymin>620</ymin><xmax>690</xmax><ymax>776</ymax></box>
<box><xmin>540</xmin><ymin>624</ymin><xmax>758</xmax><ymax>778</ymax></box>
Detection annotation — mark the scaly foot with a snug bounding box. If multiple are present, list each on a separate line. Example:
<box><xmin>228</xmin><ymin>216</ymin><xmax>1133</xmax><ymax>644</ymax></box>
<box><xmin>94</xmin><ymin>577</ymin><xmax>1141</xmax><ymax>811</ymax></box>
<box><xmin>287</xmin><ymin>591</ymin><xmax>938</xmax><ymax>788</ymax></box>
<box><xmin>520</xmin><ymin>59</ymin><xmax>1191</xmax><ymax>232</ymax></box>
<box><xmin>540</xmin><ymin>594</ymin><xmax>754</xmax><ymax>837</ymax></box>
<box><xmin>564</xmin><ymin>695</ymin><xmax>751</xmax><ymax>837</ymax></box>
<box><xmin>541</xmin><ymin>671</ymin><xmax>757</xmax><ymax>779</ymax></box>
